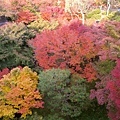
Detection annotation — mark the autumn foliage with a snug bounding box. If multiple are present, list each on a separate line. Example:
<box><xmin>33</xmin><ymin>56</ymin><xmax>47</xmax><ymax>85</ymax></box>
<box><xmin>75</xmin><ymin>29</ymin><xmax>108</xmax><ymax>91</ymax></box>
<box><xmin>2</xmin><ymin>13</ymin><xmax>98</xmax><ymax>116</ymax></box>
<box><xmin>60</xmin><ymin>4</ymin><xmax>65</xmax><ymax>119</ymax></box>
<box><xmin>88</xmin><ymin>21</ymin><xmax>120</xmax><ymax>61</ymax></box>
<box><xmin>16</xmin><ymin>10</ymin><xmax>37</xmax><ymax>24</ymax></box>
<box><xmin>106</xmin><ymin>59</ymin><xmax>120</xmax><ymax>120</ymax></box>
<box><xmin>0</xmin><ymin>68</ymin><xmax>9</xmax><ymax>79</ymax></box>
<box><xmin>41</xmin><ymin>6</ymin><xmax>64</xmax><ymax>21</ymax></box>
<box><xmin>90</xmin><ymin>59</ymin><xmax>120</xmax><ymax>120</ymax></box>
<box><xmin>1</xmin><ymin>0</ymin><xmax>120</xmax><ymax>119</ymax></box>
<box><xmin>0</xmin><ymin>66</ymin><xmax>43</xmax><ymax>119</ymax></box>
<box><xmin>30</xmin><ymin>21</ymin><xmax>98</xmax><ymax>82</ymax></box>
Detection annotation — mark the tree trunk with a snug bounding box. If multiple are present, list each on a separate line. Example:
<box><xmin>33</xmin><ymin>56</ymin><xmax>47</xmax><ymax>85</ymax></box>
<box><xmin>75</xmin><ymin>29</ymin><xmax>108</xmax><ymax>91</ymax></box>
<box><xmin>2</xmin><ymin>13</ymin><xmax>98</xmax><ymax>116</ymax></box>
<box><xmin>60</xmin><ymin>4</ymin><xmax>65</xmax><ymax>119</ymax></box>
<box><xmin>81</xmin><ymin>11</ymin><xmax>85</xmax><ymax>25</ymax></box>
<box><xmin>100</xmin><ymin>5</ymin><xmax>103</xmax><ymax>20</ymax></box>
<box><xmin>107</xmin><ymin>0</ymin><xmax>111</xmax><ymax>16</ymax></box>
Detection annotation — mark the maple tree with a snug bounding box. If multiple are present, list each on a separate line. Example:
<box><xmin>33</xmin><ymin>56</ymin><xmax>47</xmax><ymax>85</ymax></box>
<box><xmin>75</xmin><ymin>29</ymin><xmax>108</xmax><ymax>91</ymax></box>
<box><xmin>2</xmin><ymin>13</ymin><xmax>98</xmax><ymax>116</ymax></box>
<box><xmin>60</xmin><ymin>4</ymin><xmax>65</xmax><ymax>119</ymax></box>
<box><xmin>0</xmin><ymin>66</ymin><xmax>44</xmax><ymax>119</ymax></box>
<box><xmin>30</xmin><ymin>20</ymin><xmax>98</xmax><ymax>82</ymax></box>
<box><xmin>16</xmin><ymin>10</ymin><xmax>37</xmax><ymax>24</ymax></box>
<box><xmin>106</xmin><ymin>59</ymin><xmax>120</xmax><ymax>120</ymax></box>
<box><xmin>5</xmin><ymin>0</ymin><xmax>41</xmax><ymax>12</ymax></box>
<box><xmin>40</xmin><ymin>6</ymin><xmax>72</xmax><ymax>26</ymax></box>
<box><xmin>64</xmin><ymin>0</ymin><xmax>95</xmax><ymax>24</ymax></box>
<box><xmin>96</xmin><ymin>21</ymin><xmax>120</xmax><ymax>61</ymax></box>
<box><xmin>41</xmin><ymin>6</ymin><xmax>64</xmax><ymax>21</ymax></box>
<box><xmin>0</xmin><ymin>0</ymin><xmax>42</xmax><ymax>21</ymax></box>
<box><xmin>90</xmin><ymin>59</ymin><xmax>120</xmax><ymax>120</ymax></box>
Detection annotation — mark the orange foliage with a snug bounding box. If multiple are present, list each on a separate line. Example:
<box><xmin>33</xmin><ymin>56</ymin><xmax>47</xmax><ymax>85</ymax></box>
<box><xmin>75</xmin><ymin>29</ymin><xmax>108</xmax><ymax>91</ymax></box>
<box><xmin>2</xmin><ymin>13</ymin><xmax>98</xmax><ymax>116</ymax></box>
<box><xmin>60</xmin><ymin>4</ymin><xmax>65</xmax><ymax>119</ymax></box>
<box><xmin>16</xmin><ymin>10</ymin><xmax>37</xmax><ymax>24</ymax></box>
<box><xmin>0</xmin><ymin>66</ymin><xmax>43</xmax><ymax>119</ymax></box>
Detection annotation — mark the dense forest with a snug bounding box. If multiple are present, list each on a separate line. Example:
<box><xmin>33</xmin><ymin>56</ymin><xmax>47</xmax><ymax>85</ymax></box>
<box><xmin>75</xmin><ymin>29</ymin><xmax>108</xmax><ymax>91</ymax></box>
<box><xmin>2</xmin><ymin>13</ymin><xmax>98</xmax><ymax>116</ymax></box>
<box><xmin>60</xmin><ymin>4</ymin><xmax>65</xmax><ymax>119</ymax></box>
<box><xmin>0</xmin><ymin>0</ymin><xmax>120</xmax><ymax>120</ymax></box>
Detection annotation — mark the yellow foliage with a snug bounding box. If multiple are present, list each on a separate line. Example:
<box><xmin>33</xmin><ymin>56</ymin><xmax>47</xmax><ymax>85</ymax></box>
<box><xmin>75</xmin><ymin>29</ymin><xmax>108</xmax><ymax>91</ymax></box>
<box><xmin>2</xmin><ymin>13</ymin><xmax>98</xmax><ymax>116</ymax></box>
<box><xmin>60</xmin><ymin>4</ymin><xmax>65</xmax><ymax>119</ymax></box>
<box><xmin>28</xmin><ymin>15</ymin><xmax>59</xmax><ymax>32</ymax></box>
<box><xmin>0</xmin><ymin>66</ymin><xmax>43</xmax><ymax>119</ymax></box>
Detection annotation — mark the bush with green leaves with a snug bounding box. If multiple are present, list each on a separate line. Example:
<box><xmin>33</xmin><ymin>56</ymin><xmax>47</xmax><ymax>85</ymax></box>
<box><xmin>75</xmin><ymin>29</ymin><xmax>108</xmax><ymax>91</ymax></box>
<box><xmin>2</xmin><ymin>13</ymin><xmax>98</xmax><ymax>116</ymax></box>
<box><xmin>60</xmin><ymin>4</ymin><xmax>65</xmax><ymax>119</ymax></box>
<box><xmin>95</xmin><ymin>60</ymin><xmax>116</xmax><ymax>75</ymax></box>
<box><xmin>42</xmin><ymin>114</ymin><xmax>64</xmax><ymax>120</ymax></box>
<box><xmin>86</xmin><ymin>9</ymin><xmax>101</xmax><ymax>19</ymax></box>
<box><xmin>79</xmin><ymin>104</ymin><xmax>109</xmax><ymax>120</ymax></box>
<box><xmin>19</xmin><ymin>111</ymin><xmax>43</xmax><ymax>120</ymax></box>
<box><xmin>108</xmin><ymin>11</ymin><xmax>120</xmax><ymax>22</ymax></box>
<box><xmin>0</xmin><ymin>22</ymin><xmax>36</xmax><ymax>70</ymax></box>
<box><xmin>38</xmin><ymin>69</ymin><xmax>91</xmax><ymax>119</ymax></box>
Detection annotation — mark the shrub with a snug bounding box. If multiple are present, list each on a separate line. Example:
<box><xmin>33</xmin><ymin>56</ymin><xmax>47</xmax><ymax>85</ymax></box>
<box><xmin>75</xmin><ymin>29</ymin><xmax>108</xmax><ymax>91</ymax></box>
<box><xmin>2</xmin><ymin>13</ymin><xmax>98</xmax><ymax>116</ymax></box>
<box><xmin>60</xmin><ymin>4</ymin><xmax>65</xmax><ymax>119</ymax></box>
<box><xmin>0</xmin><ymin>22</ymin><xmax>36</xmax><ymax>70</ymax></box>
<box><xmin>38</xmin><ymin>69</ymin><xmax>91</xmax><ymax>119</ymax></box>
<box><xmin>86</xmin><ymin>9</ymin><xmax>101</xmax><ymax>19</ymax></box>
<box><xmin>30</xmin><ymin>21</ymin><xmax>98</xmax><ymax>82</ymax></box>
<box><xmin>79</xmin><ymin>104</ymin><xmax>109</xmax><ymax>120</ymax></box>
<box><xmin>0</xmin><ymin>66</ymin><xmax>43</xmax><ymax>119</ymax></box>
<box><xmin>93</xmin><ymin>21</ymin><xmax>120</xmax><ymax>61</ymax></box>
<box><xmin>95</xmin><ymin>60</ymin><xmax>116</xmax><ymax>75</ymax></box>
<box><xmin>109</xmin><ymin>11</ymin><xmax>120</xmax><ymax>22</ymax></box>
<box><xmin>43</xmin><ymin>114</ymin><xmax>64</xmax><ymax>120</ymax></box>
<box><xmin>20</xmin><ymin>111</ymin><xmax>43</xmax><ymax>120</ymax></box>
<box><xmin>28</xmin><ymin>15</ymin><xmax>59</xmax><ymax>32</ymax></box>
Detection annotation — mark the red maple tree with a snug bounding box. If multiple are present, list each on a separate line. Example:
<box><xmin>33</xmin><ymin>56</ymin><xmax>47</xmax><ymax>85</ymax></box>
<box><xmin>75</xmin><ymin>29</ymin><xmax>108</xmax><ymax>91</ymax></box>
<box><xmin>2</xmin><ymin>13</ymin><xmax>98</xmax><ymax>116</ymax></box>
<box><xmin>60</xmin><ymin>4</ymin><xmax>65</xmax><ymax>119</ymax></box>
<box><xmin>30</xmin><ymin>21</ymin><xmax>98</xmax><ymax>82</ymax></box>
